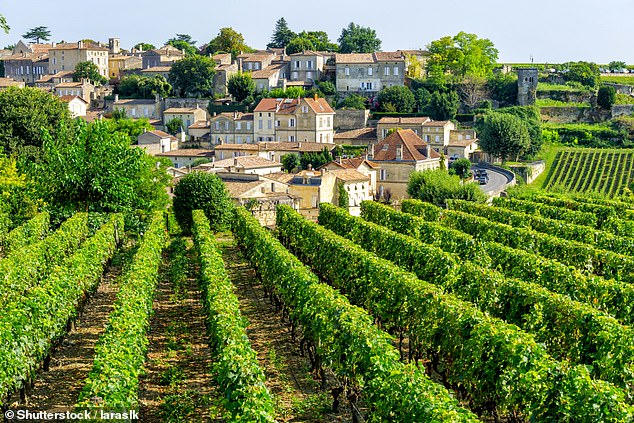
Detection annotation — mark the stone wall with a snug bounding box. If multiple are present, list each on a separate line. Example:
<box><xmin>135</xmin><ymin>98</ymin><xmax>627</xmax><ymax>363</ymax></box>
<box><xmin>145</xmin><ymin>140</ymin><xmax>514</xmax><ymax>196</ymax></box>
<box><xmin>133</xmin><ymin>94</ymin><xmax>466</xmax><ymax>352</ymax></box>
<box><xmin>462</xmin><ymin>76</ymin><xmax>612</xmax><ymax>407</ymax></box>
<box><xmin>509</xmin><ymin>160</ymin><xmax>545</xmax><ymax>184</ymax></box>
<box><xmin>537</xmin><ymin>90</ymin><xmax>594</xmax><ymax>104</ymax></box>
<box><xmin>604</xmin><ymin>83</ymin><xmax>634</xmax><ymax>96</ymax></box>
<box><xmin>334</xmin><ymin>109</ymin><xmax>370</xmax><ymax>130</ymax></box>
<box><xmin>540</xmin><ymin>106</ymin><xmax>633</xmax><ymax>123</ymax></box>
<box><xmin>612</xmin><ymin>105</ymin><xmax>634</xmax><ymax>117</ymax></box>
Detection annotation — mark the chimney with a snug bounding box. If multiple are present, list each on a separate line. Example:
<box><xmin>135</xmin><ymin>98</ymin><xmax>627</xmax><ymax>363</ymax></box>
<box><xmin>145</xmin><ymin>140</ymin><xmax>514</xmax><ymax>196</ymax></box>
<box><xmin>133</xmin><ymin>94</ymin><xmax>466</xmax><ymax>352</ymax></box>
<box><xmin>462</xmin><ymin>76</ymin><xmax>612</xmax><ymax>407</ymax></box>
<box><xmin>298</xmin><ymin>142</ymin><xmax>302</xmax><ymax>149</ymax></box>
<box><xmin>52</xmin><ymin>42</ymin><xmax>57</xmax><ymax>48</ymax></box>
<box><xmin>78</xmin><ymin>40</ymin><xmax>84</xmax><ymax>49</ymax></box>
<box><xmin>314</xmin><ymin>93</ymin><xmax>318</xmax><ymax>101</ymax></box>
<box><xmin>233</xmin><ymin>111</ymin><xmax>238</xmax><ymax>120</ymax></box>
<box><xmin>233</xmin><ymin>158</ymin><xmax>238</xmax><ymax>166</ymax></box>
<box><xmin>114</xmin><ymin>94</ymin><xmax>119</xmax><ymax>102</ymax></box>
<box><xmin>396</xmin><ymin>145</ymin><xmax>402</xmax><ymax>161</ymax></box>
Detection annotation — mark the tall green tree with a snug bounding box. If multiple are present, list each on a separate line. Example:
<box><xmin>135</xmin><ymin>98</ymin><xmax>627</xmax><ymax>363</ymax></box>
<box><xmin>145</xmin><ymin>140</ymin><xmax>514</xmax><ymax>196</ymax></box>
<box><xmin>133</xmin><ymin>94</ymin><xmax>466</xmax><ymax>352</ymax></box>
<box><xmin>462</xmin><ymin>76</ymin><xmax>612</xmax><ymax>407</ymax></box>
<box><xmin>0</xmin><ymin>87</ymin><xmax>72</xmax><ymax>157</ymax></box>
<box><xmin>167</xmin><ymin>34</ymin><xmax>198</xmax><ymax>56</ymax></box>
<box><xmin>337</xmin><ymin>22</ymin><xmax>381</xmax><ymax>53</ymax></box>
<box><xmin>407</xmin><ymin>169</ymin><xmax>485</xmax><ymax>207</ymax></box>
<box><xmin>281</xmin><ymin>153</ymin><xmax>300</xmax><ymax>173</ymax></box>
<box><xmin>286</xmin><ymin>31</ymin><xmax>338</xmax><ymax>54</ymax></box>
<box><xmin>0</xmin><ymin>14</ymin><xmax>9</xmax><ymax>33</ymax></box>
<box><xmin>426</xmin><ymin>32</ymin><xmax>498</xmax><ymax>82</ymax></box>
<box><xmin>166</xmin><ymin>118</ymin><xmax>184</xmax><ymax>135</ymax></box>
<box><xmin>22</xmin><ymin>26</ymin><xmax>51</xmax><ymax>44</ymax></box>
<box><xmin>267</xmin><ymin>17</ymin><xmax>295</xmax><ymax>49</ymax></box>
<box><xmin>477</xmin><ymin>111</ymin><xmax>531</xmax><ymax>162</ymax></box>
<box><xmin>173</xmin><ymin>172</ymin><xmax>233</xmax><ymax>233</ymax></box>
<box><xmin>338</xmin><ymin>94</ymin><xmax>367</xmax><ymax>110</ymax></box>
<box><xmin>117</xmin><ymin>75</ymin><xmax>171</xmax><ymax>99</ymax></box>
<box><xmin>204</xmin><ymin>27</ymin><xmax>252</xmax><ymax>59</ymax></box>
<box><xmin>598</xmin><ymin>85</ymin><xmax>617</xmax><ymax>109</ymax></box>
<box><xmin>168</xmin><ymin>55</ymin><xmax>216</xmax><ymax>98</ymax></box>
<box><xmin>31</xmin><ymin>120</ymin><xmax>170</xmax><ymax>218</ymax></box>
<box><xmin>562</xmin><ymin>61</ymin><xmax>601</xmax><ymax>88</ymax></box>
<box><xmin>377</xmin><ymin>86</ymin><xmax>416</xmax><ymax>113</ymax></box>
<box><xmin>285</xmin><ymin>37</ymin><xmax>314</xmax><ymax>55</ymax></box>
<box><xmin>73</xmin><ymin>61</ymin><xmax>107</xmax><ymax>85</ymax></box>
<box><xmin>133</xmin><ymin>42</ymin><xmax>155</xmax><ymax>51</ymax></box>
<box><xmin>337</xmin><ymin>183</ymin><xmax>349</xmax><ymax>208</ymax></box>
<box><xmin>425</xmin><ymin>90</ymin><xmax>460</xmax><ymax>120</ymax></box>
<box><xmin>227</xmin><ymin>72</ymin><xmax>255</xmax><ymax>102</ymax></box>
<box><xmin>608</xmin><ymin>61</ymin><xmax>627</xmax><ymax>72</ymax></box>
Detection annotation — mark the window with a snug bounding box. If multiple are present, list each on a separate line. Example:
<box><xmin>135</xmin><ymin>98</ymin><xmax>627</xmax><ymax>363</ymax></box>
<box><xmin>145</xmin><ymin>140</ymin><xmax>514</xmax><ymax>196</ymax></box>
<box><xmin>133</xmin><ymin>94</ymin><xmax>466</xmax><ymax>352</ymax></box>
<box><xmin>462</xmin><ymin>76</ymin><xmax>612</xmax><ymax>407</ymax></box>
<box><xmin>384</xmin><ymin>67</ymin><xmax>390</xmax><ymax>76</ymax></box>
<box><xmin>311</xmin><ymin>195</ymin><xmax>318</xmax><ymax>208</ymax></box>
<box><xmin>225</xmin><ymin>121</ymin><xmax>229</xmax><ymax>130</ymax></box>
<box><xmin>307</xmin><ymin>60</ymin><xmax>313</xmax><ymax>69</ymax></box>
<box><xmin>380</xmin><ymin>169</ymin><xmax>387</xmax><ymax>181</ymax></box>
<box><xmin>258</xmin><ymin>83</ymin><xmax>264</xmax><ymax>90</ymax></box>
<box><xmin>393</xmin><ymin>67</ymin><xmax>399</xmax><ymax>76</ymax></box>
<box><xmin>466</xmin><ymin>134</ymin><xmax>472</xmax><ymax>140</ymax></box>
<box><xmin>247</xmin><ymin>122</ymin><xmax>251</xmax><ymax>130</ymax></box>
<box><xmin>246</xmin><ymin>136</ymin><xmax>251</xmax><ymax>143</ymax></box>
<box><xmin>301</xmin><ymin>106</ymin><xmax>308</xmax><ymax>113</ymax></box>
<box><xmin>236</xmin><ymin>122</ymin><xmax>241</xmax><ymax>130</ymax></box>
<box><xmin>292</xmin><ymin>71</ymin><xmax>298</xmax><ymax>80</ymax></box>
<box><xmin>360</xmin><ymin>82</ymin><xmax>365</xmax><ymax>89</ymax></box>
<box><xmin>289</xmin><ymin>118</ymin><xmax>296</xmax><ymax>127</ymax></box>
<box><xmin>215</xmin><ymin>122</ymin><xmax>220</xmax><ymax>130</ymax></box>
<box><xmin>382</xmin><ymin>129</ymin><xmax>388</xmax><ymax>138</ymax></box>
<box><xmin>267</xmin><ymin>120</ymin><xmax>272</xmax><ymax>129</ymax></box>
<box><xmin>367</xmin><ymin>82</ymin><xmax>373</xmax><ymax>90</ymax></box>
<box><xmin>326</xmin><ymin>117</ymin><xmax>331</xmax><ymax>127</ymax></box>
<box><xmin>254</xmin><ymin>63</ymin><xmax>260</xmax><ymax>70</ymax></box>
<box><xmin>307</xmin><ymin>71</ymin><xmax>313</xmax><ymax>80</ymax></box>
<box><xmin>258</xmin><ymin>120</ymin><xmax>263</xmax><ymax>129</ymax></box>
<box><xmin>275</xmin><ymin>120</ymin><xmax>280</xmax><ymax>127</ymax></box>
<box><xmin>237</xmin><ymin>136</ymin><xmax>242</xmax><ymax>144</ymax></box>
<box><xmin>367</xmin><ymin>67</ymin><xmax>372</xmax><ymax>76</ymax></box>
<box><xmin>435</xmin><ymin>135</ymin><xmax>440</xmax><ymax>142</ymax></box>
<box><xmin>344</xmin><ymin>67</ymin><xmax>350</xmax><ymax>76</ymax></box>
<box><xmin>289</xmin><ymin>135</ymin><xmax>295</xmax><ymax>141</ymax></box>
<box><xmin>295</xmin><ymin>60</ymin><xmax>300</xmax><ymax>69</ymax></box>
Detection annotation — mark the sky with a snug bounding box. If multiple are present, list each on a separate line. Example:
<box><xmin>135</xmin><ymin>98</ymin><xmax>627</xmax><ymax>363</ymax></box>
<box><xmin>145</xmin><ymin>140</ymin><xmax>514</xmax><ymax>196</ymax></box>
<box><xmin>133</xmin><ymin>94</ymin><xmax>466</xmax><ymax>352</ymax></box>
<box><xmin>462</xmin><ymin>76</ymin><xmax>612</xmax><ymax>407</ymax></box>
<box><xmin>2</xmin><ymin>0</ymin><xmax>633</xmax><ymax>64</ymax></box>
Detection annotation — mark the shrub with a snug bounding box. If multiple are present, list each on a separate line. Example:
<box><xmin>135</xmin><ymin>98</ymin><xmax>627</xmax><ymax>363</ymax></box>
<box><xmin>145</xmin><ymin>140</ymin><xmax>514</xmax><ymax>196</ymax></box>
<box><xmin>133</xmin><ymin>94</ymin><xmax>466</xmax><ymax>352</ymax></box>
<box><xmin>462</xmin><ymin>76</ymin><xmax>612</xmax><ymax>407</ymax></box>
<box><xmin>407</xmin><ymin>169</ymin><xmax>486</xmax><ymax>207</ymax></box>
<box><xmin>597</xmin><ymin>86</ymin><xmax>617</xmax><ymax>109</ymax></box>
<box><xmin>173</xmin><ymin>172</ymin><xmax>233</xmax><ymax>233</ymax></box>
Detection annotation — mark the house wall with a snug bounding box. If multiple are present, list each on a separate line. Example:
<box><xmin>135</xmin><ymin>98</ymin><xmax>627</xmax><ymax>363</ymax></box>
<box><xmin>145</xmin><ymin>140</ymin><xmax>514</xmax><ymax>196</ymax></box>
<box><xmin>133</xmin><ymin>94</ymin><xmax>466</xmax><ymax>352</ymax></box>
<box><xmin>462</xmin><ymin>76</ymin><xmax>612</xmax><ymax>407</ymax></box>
<box><xmin>375</xmin><ymin>159</ymin><xmax>440</xmax><ymax>200</ymax></box>
<box><xmin>336</xmin><ymin>61</ymin><xmax>405</xmax><ymax>94</ymax></box>
<box><xmin>334</xmin><ymin>109</ymin><xmax>369</xmax><ymax>130</ymax></box>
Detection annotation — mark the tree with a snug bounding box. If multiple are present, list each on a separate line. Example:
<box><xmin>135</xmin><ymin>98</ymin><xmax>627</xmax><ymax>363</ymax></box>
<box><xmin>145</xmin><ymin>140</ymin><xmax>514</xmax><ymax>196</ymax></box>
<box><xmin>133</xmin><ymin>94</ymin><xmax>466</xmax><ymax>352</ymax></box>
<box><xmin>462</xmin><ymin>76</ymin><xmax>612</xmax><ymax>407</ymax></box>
<box><xmin>267</xmin><ymin>17</ymin><xmax>295</xmax><ymax>49</ymax></box>
<box><xmin>0</xmin><ymin>155</ymin><xmax>38</xmax><ymax>229</ymax></box>
<box><xmin>31</xmin><ymin>120</ymin><xmax>170</xmax><ymax>219</ymax></box>
<box><xmin>204</xmin><ymin>27</ymin><xmax>252</xmax><ymax>59</ymax></box>
<box><xmin>106</xmin><ymin>117</ymin><xmax>153</xmax><ymax>142</ymax></box>
<box><xmin>285</xmin><ymin>37</ymin><xmax>314</xmax><ymax>55</ymax></box>
<box><xmin>450</xmin><ymin>158</ymin><xmax>472</xmax><ymax>179</ymax></box>
<box><xmin>286</xmin><ymin>31</ymin><xmax>338</xmax><ymax>54</ymax></box>
<box><xmin>166</xmin><ymin>118</ymin><xmax>184</xmax><ymax>135</ymax></box>
<box><xmin>458</xmin><ymin>76</ymin><xmax>488</xmax><ymax>111</ymax></box>
<box><xmin>608</xmin><ymin>61</ymin><xmax>627</xmax><ymax>72</ymax></box>
<box><xmin>173</xmin><ymin>171</ymin><xmax>233</xmax><ymax>233</ymax></box>
<box><xmin>318</xmin><ymin>81</ymin><xmax>336</xmax><ymax>95</ymax></box>
<box><xmin>562</xmin><ymin>61</ymin><xmax>600</xmax><ymax>88</ymax></box>
<box><xmin>487</xmin><ymin>72</ymin><xmax>518</xmax><ymax>105</ymax></box>
<box><xmin>426</xmin><ymin>32</ymin><xmax>498</xmax><ymax>82</ymax></box>
<box><xmin>477</xmin><ymin>111</ymin><xmax>531</xmax><ymax>162</ymax></box>
<box><xmin>133</xmin><ymin>42</ymin><xmax>155</xmax><ymax>52</ymax></box>
<box><xmin>377</xmin><ymin>86</ymin><xmax>415</xmax><ymax>113</ymax></box>
<box><xmin>494</xmin><ymin>106</ymin><xmax>542</xmax><ymax>158</ymax></box>
<box><xmin>299</xmin><ymin>148</ymin><xmax>333</xmax><ymax>170</ymax></box>
<box><xmin>414</xmin><ymin>87</ymin><xmax>431</xmax><ymax>112</ymax></box>
<box><xmin>407</xmin><ymin>169</ymin><xmax>485</xmax><ymax>207</ymax></box>
<box><xmin>425</xmin><ymin>90</ymin><xmax>460</xmax><ymax>120</ymax></box>
<box><xmin>337</xmin><ymin>22</ymin><xmax>381</xmax><ymax>53</ymax></box>
<box><xmin>337</xmin><ymin>182</ymin><xmax>349</xmax><ymax>208</ymax></box>
<box><xmin>167</xmin><ymin>34</ymin><xmax>198</xmax><ymax>56</ymax></box>
<box><xmin>117</xmin><ymin>75</ymin><xmax>171</xmax><ymax>99</ymax></box>
<box><xmin>169</xmin><ymin>55</ymin><xmax>216</xmax><ymax>98</ymax></box>
<box><xmin>406</xmin><ymin>54</ymin><xmax>424</xmax><ymax>78</ymax></box>
<box><xmin>227</xmin><ymin>72</ymin><xmax>255</xmax><ymax>102</ymax></box>
<box><xmin>73</xmin><ymin>61</ymin><xmax>107</xmax><ymax>85</ymax></box>
<box><xmin>0</xmin><ymin>87</ymin><xmax>72</xmax><ymax>156</ymax></box>
<box><xmin>0</xmin><ymin>14</ymin><xmax>9</xmax><ymax>34</ymax></box>
<box><xmin>22</xmin><ymin>26</ymin><xmax>51</xmax><ymax>44</ymax></box>
<box><xmin>597</xmin><ymin>85</ymin><xmax>616</xmax><ymax>109</ymax></box>
<box><xmin>338</xmin><ymin>94</ymin><xmax>367</xmax><ymax>110</ymax></box>
<box><xmin>281</xmin><ymin>153</ymin><xmax>300</xmax><ymax>173</ymax></box>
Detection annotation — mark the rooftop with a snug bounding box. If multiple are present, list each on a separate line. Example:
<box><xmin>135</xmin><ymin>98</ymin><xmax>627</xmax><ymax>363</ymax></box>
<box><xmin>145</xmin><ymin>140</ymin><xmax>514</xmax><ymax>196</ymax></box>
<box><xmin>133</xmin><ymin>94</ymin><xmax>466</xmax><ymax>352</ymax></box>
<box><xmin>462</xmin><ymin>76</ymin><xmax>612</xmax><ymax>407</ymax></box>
<box><xmin>373</xmin><ymin>129</ymin><xmax>440</xmax><ymax>161</ymax></box>
<box><xmin>157</xmin><ymin>149</ymin><xmax>214</xmax><ymax>158</ymax></box>
<box><xmin>206</xmin><ymin>155</ymin><xmax>281</xmax><ymax>170</ymax></box>
<box><xmin>328</xmin><ymin>168</ymin><xmax>369</xmax><ymax>182</ymax></box>
<box><xmin>334</xmin><ymin>127</ymin><xmax>377</xmax><ymax>140</ymax></box>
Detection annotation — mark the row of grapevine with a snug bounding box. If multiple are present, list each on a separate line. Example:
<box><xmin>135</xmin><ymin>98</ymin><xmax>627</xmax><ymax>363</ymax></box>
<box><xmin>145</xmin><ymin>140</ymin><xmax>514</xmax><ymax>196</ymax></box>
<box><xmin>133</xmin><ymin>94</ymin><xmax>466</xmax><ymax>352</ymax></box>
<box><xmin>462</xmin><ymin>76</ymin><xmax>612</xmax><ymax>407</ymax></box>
<box><xmin>570</xmin><ymin>194</ymin><xmax>634</xmax><ymax>211</ymax></box>
<box><xmin>515</xmin><ymin>194</ymin><xmax>624</xmax><ymax>224</ymax></box>
<box><xmin>492</xmin><ymin>197</ymin><xmax>599</xmax><ymax>227</ymax></box>
<box><xmin>544</xmin><ymin>150</ymin><xmax>634</xmax><ymax>197</ymax></box>
<box><xmin>232</xmin><ymin>207</ymin><xmax>479</xmax><ymax>422</ymax></box>
<box><xmin>447</xmin><ymin>199</ymin><xmax>634</xmax><ymax>256</ymax></box>
<box><xmin>0</xmin><ymin>212</ymin><xmax>49</xmax><ymax>257</ymax></box>
<box><xmin>192</xmin><ymin>210</ymin><xmax>276</xmax><ymax>423</ymax></box>
<box><xmin>0</xmin><ymin>214</ymin><xmax>122</xmax><ymax>406</ymax></box>
<box><xmin>276</xmin><ymin>204</ymin><xmax>633</xmax><ymax>421</ymax></box>
<box><xmin>402</xmin><ymin>199</ymin><xmax>634</xmax><ymax>282</ymax></box>
<box><xmin>78</xmin><ymin>211</ymin><xmax>166</xmax><ymax>411</ymax></box>
<box><xmin>0</xmin><ymin>213</ymin><xmax>90</xmax><ymax>307</ymax></box>
<box><xmin>319</xmin><ymin>203</ymin><xmax>634</xmax><ymax>397</ymax></box>
<box><xmin>361</xmin><ymin>201</ymin><xmax>634</xmax><ymax>326</ymax></box>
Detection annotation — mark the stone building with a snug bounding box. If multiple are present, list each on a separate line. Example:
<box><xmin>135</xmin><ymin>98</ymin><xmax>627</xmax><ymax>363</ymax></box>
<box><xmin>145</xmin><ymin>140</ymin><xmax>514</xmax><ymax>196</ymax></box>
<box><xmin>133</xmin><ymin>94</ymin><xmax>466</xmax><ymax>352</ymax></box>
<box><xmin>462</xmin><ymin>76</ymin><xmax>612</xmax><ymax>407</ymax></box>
<box><xmin>142</xmin><ymin>45</ymin><xmax>184</xmax><ymax>69</ymax></box>
<box><xmin>48</xmin><ymin>41</ymin><xmax>110</xmax><ymax>77</ymax></box>
<box><xmin>517</xmin><ymin>68</ymin><xmax>538</xmax><ymax>106</ymax></box>
<box><xmin>335</xmin><ymin>52</ymin><xmax>405</xmax><ymax>96</ymax></box>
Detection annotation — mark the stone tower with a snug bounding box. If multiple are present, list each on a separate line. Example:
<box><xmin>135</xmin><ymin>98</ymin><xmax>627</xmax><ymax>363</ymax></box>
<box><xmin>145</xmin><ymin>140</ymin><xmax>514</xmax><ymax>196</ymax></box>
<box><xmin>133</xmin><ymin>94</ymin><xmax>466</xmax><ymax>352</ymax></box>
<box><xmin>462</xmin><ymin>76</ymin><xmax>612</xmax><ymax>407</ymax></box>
<box><xmin>108</xmin><ymin>37</ymin><xmax>121</xmax><ymax>54</ymax></box>
<box><xmin>516</xmin><ymin>68</ymin><xmax>538</xmax><ymax>106</ymax></box>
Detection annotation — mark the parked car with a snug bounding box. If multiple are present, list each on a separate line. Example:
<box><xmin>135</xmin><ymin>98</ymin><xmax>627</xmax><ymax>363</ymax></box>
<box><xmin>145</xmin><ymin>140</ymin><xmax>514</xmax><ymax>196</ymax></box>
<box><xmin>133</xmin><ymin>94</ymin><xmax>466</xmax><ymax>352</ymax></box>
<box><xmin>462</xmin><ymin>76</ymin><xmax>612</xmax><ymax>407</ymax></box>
<box><xmin>475</xmin><ymin>174</ymin><xmax>489</xmax><ymax>185</ymax></box>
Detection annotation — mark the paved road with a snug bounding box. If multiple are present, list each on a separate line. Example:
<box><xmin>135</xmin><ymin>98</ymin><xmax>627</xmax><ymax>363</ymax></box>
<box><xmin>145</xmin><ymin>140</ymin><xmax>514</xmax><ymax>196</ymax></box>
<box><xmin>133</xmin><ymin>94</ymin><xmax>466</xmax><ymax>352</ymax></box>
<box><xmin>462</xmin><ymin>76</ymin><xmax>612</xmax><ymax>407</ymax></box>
<box><xmin>472</xmin><ymin>166</ymin><xmax>510</xmax><ymax>194</ymax></box>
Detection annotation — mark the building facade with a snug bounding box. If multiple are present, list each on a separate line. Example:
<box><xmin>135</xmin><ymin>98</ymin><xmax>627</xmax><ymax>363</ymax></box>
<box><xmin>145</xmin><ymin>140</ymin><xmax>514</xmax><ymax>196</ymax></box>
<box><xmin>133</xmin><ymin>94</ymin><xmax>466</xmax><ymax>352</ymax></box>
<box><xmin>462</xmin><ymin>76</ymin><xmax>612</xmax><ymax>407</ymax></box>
<box><xmin>48</xmin><ymin>41</ymin><xmax>110</xmax><ymax>77</ymax></box>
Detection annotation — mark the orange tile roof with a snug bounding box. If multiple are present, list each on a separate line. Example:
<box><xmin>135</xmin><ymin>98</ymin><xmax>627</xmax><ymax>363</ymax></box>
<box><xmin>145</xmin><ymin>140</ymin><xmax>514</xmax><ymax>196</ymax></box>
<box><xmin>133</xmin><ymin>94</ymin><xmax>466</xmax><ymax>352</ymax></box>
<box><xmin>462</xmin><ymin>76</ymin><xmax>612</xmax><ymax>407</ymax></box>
<box><xmin>334</xmin><ymin>128</ymin><xmax>377</xmax><ymax>140</ymax></box>
<box><xmin>377</xmin><ymin>116</ymin><xmax>431</xmax><ymax>125</ymax></box>
<box><xmin>373</xmin><ymin>129</ymin><xmax>440</xmax><ymax>161</ymax></box>
<box><xmin>50</xmin><ymin>41</ymin><xmax>109</xmax><ymax>51</ymax></box>
<box><xmin>335</xmin><ymin>53</ymin><xmax>374</xmax><ymax>64</ymax></box>
<box><xmin>212</xmin><ymin>155</ymin><xmax>281</xmax><ymax>169</ymax></box>
<box><xmin>328</xmin><ymin>168</ymin><xmax>369</xmax><ymax>182</ymax></box>
<box><xmin>59</xmin><ymin>95</ymin><xmax>87</xmax><ymax>103</ymax></box>
<box><xmin>304</xmin><ymin>97</ymin><xmax>334</xmax><ymax>114</ymax></box>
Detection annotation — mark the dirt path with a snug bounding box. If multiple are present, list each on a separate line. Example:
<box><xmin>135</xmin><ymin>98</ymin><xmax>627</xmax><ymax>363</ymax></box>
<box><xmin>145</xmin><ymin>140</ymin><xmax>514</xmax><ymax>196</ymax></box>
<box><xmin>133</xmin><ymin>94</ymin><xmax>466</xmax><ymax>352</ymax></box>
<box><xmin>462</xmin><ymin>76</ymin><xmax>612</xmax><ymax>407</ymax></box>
<box><xmin>138</xmin><ymin>238</ymin><xmax>224</xmax><ymax>423</ymax></box>
<box><xmin>15</xmin><ymin>243</ymin><xmax>134</xmax><ymax>413</ymax></box>
<box><xmin>216</xmin><ymin>234</ymin><xmax>351</xmax><ymax>423</ymax></box>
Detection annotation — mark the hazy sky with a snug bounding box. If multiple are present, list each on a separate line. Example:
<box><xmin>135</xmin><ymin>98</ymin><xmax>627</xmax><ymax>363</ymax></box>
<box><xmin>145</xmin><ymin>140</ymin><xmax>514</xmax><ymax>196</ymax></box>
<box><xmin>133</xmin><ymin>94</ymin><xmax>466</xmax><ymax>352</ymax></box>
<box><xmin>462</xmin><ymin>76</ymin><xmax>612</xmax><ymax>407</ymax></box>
<box><xmin>2</xmin><ymin>0</ymin><xmax>633</xmax><ymax>64</ymax></box>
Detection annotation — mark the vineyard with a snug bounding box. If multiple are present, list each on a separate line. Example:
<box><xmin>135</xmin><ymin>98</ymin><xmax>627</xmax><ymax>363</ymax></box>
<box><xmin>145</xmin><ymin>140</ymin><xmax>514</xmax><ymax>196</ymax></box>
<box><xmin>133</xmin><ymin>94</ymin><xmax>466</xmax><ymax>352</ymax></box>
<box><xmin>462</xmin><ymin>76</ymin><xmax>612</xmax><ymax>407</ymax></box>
<box><xmin>544</xmin><ymin>148</ymin><xmax>634</xmax><ymax>196</ymax></box>
<box><xmin>3</xmin><ymin>191</ymin><xmax>634</xmax><ymax>422</ymax></box>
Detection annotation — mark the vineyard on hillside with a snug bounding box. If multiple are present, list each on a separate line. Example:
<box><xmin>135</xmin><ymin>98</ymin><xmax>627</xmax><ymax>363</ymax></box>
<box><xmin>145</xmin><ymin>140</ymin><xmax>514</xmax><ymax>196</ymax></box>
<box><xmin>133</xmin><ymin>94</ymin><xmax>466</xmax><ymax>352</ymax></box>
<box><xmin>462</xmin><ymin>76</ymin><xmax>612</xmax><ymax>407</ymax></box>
<box><xmin>3</xmin><ymin>193</ymin><xmax>634</xmax><ymax>422</ymax></box>
<box><xmin>544</xmin><ymin>148</ymin><xmax>634</xmax><ymax>196</ymax></box>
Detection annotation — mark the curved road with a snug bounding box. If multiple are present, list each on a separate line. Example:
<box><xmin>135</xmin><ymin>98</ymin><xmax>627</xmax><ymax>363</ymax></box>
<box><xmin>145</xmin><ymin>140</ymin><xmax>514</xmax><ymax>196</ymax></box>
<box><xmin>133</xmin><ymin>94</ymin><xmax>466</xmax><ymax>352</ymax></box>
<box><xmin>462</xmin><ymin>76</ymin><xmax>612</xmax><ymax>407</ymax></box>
<box><xmin>472</xmin><ymin>166</ymin><xmax>510</xmax><ymax>194</ymax></box>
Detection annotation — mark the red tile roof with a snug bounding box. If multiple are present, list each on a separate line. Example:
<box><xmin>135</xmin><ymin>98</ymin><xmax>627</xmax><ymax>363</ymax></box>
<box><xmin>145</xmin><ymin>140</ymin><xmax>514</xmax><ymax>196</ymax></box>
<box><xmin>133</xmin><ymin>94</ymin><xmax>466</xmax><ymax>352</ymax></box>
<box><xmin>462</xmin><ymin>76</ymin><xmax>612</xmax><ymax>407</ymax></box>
<box><xmin>373</xmin><ymin>129</ymin><xmax>440</xmax><ymax>161</ymax></box>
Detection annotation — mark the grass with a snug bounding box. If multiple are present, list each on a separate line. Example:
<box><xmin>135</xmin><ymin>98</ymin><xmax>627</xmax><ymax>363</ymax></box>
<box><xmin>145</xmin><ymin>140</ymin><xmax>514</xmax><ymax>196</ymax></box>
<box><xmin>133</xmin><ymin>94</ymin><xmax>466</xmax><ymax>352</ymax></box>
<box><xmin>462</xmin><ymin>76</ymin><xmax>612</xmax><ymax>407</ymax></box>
<box><xmin>615</xmin><ymin>94</ymin><xmax>634</xmax><ymax>105</ymax></box>
<box><xmin>601</xmin><ymin>75</ymin><xmax>634</xmax><ymax>86</ymax></box>
<box><xmin>530</xmin><ymin>143</ymin><xmax>567</xmax><ymax>188</ymax></box>
<box><xmin>537</xmin><ymin>82</ymin><xmax>590</xmax><ymax>93</ymax></box>
<box><xmin>536</xmin><ymin>98</ymin><xmax>591</xmax><ymax>108</ymax></box>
